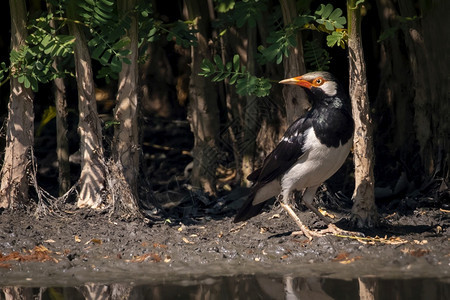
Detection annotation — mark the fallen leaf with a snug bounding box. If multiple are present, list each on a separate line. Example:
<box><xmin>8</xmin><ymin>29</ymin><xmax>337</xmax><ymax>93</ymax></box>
<box><xmin>85</xmin><ymin>238</ymin><xmax>102</xmax><ymax>245</ymax></box>
<box><xmin>413</xmin><ymin>240</ymin><xmax>428</xmax><ymax>245</ymax></box>
<box><xmin>318</xmin><ymin>208</ymin><xmax>335</xmax><ymax>219</ymax></box>
<box><xmin>131</xmin><ymin>253</ymin><xmax>161</xmax><ymax>263</ymax></box>
<box><xmin>153</xmin><ymin>243</ymin><xmax>167</xmax><ymax>249</ymax></box>
<box><xmin>339</xmin><ymin>256</ymin><xmax>362</xmax><ymax>264</ymax></box>
<box><xmin>384</xmin><ymin>212</ymin><xmax>397</xmax><ymax>219</ymax></box>
<box><xmin>0</xmin><ymin>245</ymin><xmax>57</xmax><ymax>263</ymax></box>
<box><xmin>332</xmin><ymin>252</ymin><xmax>350</xmax><ymax>261</ymax></box>
<box><xmin>182</xmin><ymin>237</ymin><xmax>194</xmax><ymax>244</ymax></box>
<box><xmin>44</xmin><ymin>239</ymin><xmax>55</xmax><ymax>243</ymax></box>
<box><xmin>269</xmin><ymin>214</ymin><xmax>280</xmax><ymax>220</ymax></box>
<box><xmin>74</xmin><ymin>236</ymin><xmax>81</xmax><ymax>243</ymax></box>
<box><xmin>230</xmin><ymin>222</ymin><xmax>247</xmax><ymax>233</ymax></box>
<box><xmin>401</xmin><ymin>248</ymin><xmax>430</xmax><ymax>257</ymax></box>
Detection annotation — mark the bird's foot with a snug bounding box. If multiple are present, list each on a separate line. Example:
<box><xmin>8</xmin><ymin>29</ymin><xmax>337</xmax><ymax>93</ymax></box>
<box><xmin>292</xmin><ymin>224</ymin><xmax>364</xmax><ymax>239</ymax></box>
<box><xmin>291</xmin><ymin>228</ymin><xmax>319</xmax><ymax>240</ymax></box>
<box><xmin>316</xmin><ymin>223</ymin><xmax>364</xmax><ymax>237</ymax></box>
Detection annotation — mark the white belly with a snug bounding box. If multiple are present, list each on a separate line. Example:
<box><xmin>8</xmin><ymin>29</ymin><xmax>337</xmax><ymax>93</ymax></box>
<box><xmin>281</xmin><ymin>128</ymin><xmax>352</xmax><ymax>193</ymax></box>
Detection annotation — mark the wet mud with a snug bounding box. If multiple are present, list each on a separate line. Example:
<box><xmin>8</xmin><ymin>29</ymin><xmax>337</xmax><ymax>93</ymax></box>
<box><xmin>0</xmin><ymin>195</ymin><xmax>448</xmax><ymax>290</ymax></box>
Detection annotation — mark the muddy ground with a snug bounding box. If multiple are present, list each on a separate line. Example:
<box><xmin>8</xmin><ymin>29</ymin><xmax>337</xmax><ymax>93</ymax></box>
<box><xmin>0</xmin><ymin>189</ymin><xmax>449</xmax><ymax>288</ymax></box>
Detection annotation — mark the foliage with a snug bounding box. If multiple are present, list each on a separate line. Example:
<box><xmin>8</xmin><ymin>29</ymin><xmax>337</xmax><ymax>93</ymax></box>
<box><xmin>378</xmin><ymin>15</ymin><xmax>419</xmax><ymax>42</ymax></box>
<box><xmin>232</xmin><ymin>0</ymin><xmax>267</xmax><ymax>28</ymax></box>
<box><xmin>303</xmin><ymin>40</ymin><xmax>331</xmax><ymax>71</ymax></box>
<box><xmin>258</xmin><ymin>4</ymin><xmax>347</xmax><ymax>64</ymax></box>
<box><xmin>314</xmin><ymin>4</ymin><xmax>346</xmax><ymax>31</ymax></box>
<box><xmin>1</xmin><ymin>0</ymin><xmax>198</xmax><ymax>90</ymax></box>
<box><xmin>77</xmin><ymin>0</ymin><xmax>130</xmax><ymax>82</ymax></box>
<box><xmin>4</xmin><ymin>12</ymin><xmax>75</xmax><ymax>92</ymax></box>
<box><xmin>0</xmin><ymin>62</ymin><xmax>8</xmax><ymax>85</ymax></box>
<box><xmin>201</xmin><ymin>2</ymin><xmax>346</xmax><ymax>97</ymax></box>
<box><xmin>200</xmin><ymin>54</ymin><xmax>272</xmax><ymax>97</ymax></box>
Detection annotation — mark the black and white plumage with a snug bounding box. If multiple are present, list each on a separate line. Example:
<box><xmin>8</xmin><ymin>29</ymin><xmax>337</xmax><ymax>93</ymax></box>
<box><xmin>234</xmin><ymin>71</ymin><xmax>355</xmax><ymax>239</ymax></box>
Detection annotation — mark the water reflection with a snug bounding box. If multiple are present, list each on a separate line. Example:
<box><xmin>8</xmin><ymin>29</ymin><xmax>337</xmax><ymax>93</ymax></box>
<box><xmin>1</xmin><ymin>275</ymin><xmax>449</xmax><ymax>300</ymax></box>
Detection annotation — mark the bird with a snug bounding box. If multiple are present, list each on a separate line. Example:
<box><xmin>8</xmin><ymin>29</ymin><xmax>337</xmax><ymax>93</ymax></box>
<box><xmin>234</xmin><ymin>71</ymin><xmax>357</xmax><ymax>239</ymax></box>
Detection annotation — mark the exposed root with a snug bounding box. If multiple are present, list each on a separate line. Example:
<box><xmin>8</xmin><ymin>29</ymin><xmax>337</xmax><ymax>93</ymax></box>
<box><xmin>29</xmin><ymin>147</ymin><xmax>78</xmax><ymax>217</ymax></box>
<box><xmin>104</xmin><ymin>159</ymin><xmax>142</xmax><ymax>220</ymax></box>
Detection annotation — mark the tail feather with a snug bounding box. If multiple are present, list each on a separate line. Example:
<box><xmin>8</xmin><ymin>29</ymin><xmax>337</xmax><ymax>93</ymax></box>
<box><xmin>233</xmin><ymin>189</ymin><xmax>268</xmax><ymax>222</ymax></box>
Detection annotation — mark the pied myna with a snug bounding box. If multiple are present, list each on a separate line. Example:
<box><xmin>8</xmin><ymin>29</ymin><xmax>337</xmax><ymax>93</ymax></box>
<box><xmin>234</xmin><ymin>71</ymin><xmax>358</xmax><ymax>239</ymax></box>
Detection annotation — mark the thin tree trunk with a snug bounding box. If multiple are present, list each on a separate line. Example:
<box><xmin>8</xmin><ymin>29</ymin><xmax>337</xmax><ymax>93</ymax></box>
<box><xmin>67</xmin><ymin>1</ymin><xmax>106</xmax><ymax>208</ymax></box>
<box><xmin>280</xmin><ymin>0</ymin><xmax>310</xmax><ymax>124</ymax></box>
<box><xmin>0</xmin><ymin>0</ymin><xmax>34</xmax><ymax>208</ymax></box>
<box><xmin>112</xmin><ymin>0</ymin><xmax>140</xmax><ymax>212</ymax></box>
<box><xmin>185</xmin><ymin>0</ymin><xmax>220</xmax><ymax>195</ymax></box>
<box><xmin>347</xmin><ymin>0</ymin><xmax>377</xmax><ymax>227</ymax></box>
<box><xmin>53</xmin><ymin>60</ymin><xmax>71</xmax><ymax>196</ymax></box>
<box><xmin>241</xmin><ymin>25</ymin><xmax>258</xmax><ymax>187</ymax></box>
<box><xmin>48</xmin><ymin>3</ymin><xmax>71</xmax><ymax>197</ymax></box>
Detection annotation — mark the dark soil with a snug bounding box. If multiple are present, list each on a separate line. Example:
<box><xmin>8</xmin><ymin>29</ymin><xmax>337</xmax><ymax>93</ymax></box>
<box><xmin>0</xmin><ymin>191</ymin><xmax>449</xmax><ymax>287</ymax></box>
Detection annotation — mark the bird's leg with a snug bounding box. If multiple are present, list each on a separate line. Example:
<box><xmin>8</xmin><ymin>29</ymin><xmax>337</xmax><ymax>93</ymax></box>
<box><xmin>278</xmin><ymin>194</ymin><xmax>319</xmax><ymax>240</ymax></box>
<box><xmin>302</xmin><ymin>200</ymin><xmax>331</xmax><ymax>225</ymax></box>
<box><xmin>288</xmin><ymin>186</ymin><xmax>364</xmax><ymax>238</ymax></box>
<box><xmin>302</xmin><ymin>186</ymin><xmax>364</xmax><ymax>237</ymax></box>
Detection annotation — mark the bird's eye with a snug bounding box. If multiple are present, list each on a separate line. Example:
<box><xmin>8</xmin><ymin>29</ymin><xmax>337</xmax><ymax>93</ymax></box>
<box><xmin>314</xmin><ymin>78</ymin><xmax>323</xmax><ymax>85</ymax></box>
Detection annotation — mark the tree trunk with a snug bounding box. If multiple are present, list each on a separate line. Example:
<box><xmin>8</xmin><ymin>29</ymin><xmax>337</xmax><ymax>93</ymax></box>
<box><xmin>347</xmin><ymin>0</ymin><xmax>377</xmax><ymax>227</ymax></box>
<box><xmin>185</xmin><ymin>0</ymin><xmax>220</xmax><ymax>195</ymax></box>
<box><xmin>0</xmin><ymin>0</ymin><xmax>34</xmax><ymax>208</ymax></box>
<box><xmin>398</xmin><ymin>0</ymin><xmax>449</xmax><ymax>179</ymax></box>
<box><xmin>48</xmin><ymin>3</ymin><xmax>71</xmax><ymax>197</ymax></box>
<box><xmin>111</xmin><ymin>0</ymin><xmax>140</xmax><ymax>213</ymax></box>
<box><xmin>67</xmin><ymin>1</ymin><xmax>106</xmax><ymax>208</ymax></box>
<box><xmin>280</xmin><ymin>0</ymin><xmax>310</xmax><ymax>124</ymax></box>
<box><xmin>241</xmin><ymin>25</ymin><xmax>258</xmax><ymax>187</ymax></box>
<box><xmin>53</xmin><ymin>60</ymin><xmax>71</xmax><ymax>197</ymax></box>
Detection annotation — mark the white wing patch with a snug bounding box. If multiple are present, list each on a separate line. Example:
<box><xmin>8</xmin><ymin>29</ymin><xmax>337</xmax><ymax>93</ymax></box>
<box><xmin>281</xmin><ymin>127</ymin><xmax>352</xmax><ymax>197</ymax></box>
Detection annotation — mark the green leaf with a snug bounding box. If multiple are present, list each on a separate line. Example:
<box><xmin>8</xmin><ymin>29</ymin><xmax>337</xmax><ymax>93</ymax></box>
<box><xmin>100</xmin><ymin>49</ymin><xmax>112</xmax><ymax>65</ymax></box>
<box><xmin>35</xmin><ymin>61</ymin><xmax>44</xmax><ymax>70</ymax></box>
<box><xmin>23</xmin><ymin>76</ymin><xmax>31</xmax><ymax>88</ymax></box>
<box><xmin>232</xmin><ymin>54</ymin><xmax>240</xmax><ymax>71</ymax></box>
<box><xmin>91</xmin><ymin>46</ymin><xmax>105</xmax><ymax>60</ymax></box>
<box><xmin>229</xmin><ymin>72</ymin><xmax>239</xmax><ymax>85</ymax></box>
<box><xmin>316</xmin><ymin>4</ymin><xmax>333</xmax><ymax>18</ymax></box>
<box><xmin>213</xmin><ymin>55</ymin><xmax>223</xmax><ymax>70</ymax></box>
<box><xmin>113</xmin><ymin>37</ymin><xmax>131</xmax><ymax>50</ymax></box>
<box><xmin>110</xmin><ymin>56</ymin><xmax>122</xmax><ymax>73</ymax></box>
<box><xmin>326</xmin><ymin>31</ymin><xmax>346</xmax><ymax>48</ymax></box>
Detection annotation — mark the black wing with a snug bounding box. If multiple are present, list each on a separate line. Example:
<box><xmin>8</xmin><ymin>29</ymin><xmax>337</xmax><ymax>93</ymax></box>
<box><xmin>234</xmin><ymin>116</ymin><xmax>313</xmax><ymax>222</ymax></box>
<box><xmin>249</xmin><ymin>115</ymin><xmax>312</xmax><ymax>185</ymax></box>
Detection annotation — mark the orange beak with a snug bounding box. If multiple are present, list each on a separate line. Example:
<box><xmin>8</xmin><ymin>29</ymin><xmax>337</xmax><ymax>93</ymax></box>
<box><xmin>279</xmin><ymin>76</ymin><xmax>312</xmax><ymax>89</ymax></box>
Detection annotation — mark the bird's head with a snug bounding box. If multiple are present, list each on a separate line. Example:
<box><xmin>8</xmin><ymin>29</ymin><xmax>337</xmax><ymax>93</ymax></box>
<box><xmin>279</xmin><ymin>71</ymin><xmax>343</xmax><ymax>101</ymax></box>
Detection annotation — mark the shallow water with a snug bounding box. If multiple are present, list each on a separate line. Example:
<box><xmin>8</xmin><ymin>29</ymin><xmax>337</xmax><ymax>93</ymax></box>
<box><xmin>1</xmin><ymin>274</ymin><xmax>449</xmax><ymax>300</ymax></box>
<box><xmin>1</xmin><ymin>260</ymin><xmax>449</xmax><ymax>299</ymax></box>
